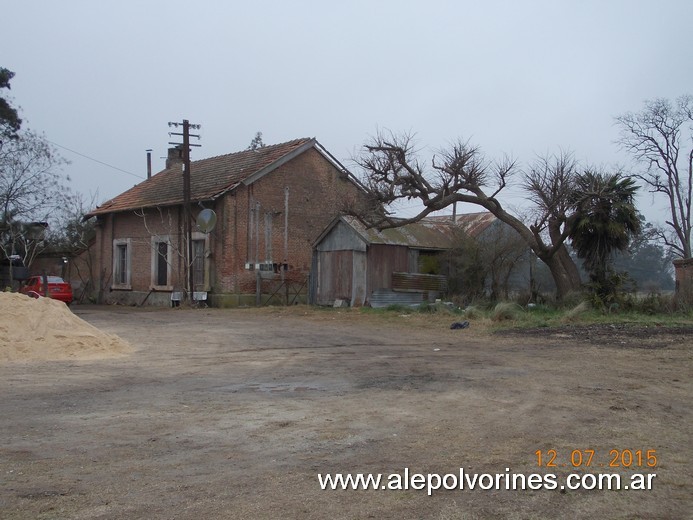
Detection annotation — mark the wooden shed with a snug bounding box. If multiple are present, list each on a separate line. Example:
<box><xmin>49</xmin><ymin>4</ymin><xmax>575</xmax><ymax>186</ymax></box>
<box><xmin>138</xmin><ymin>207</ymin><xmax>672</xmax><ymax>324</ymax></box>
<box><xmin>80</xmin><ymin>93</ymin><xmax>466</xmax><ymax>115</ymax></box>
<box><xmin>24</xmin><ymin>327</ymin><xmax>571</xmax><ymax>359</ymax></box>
<box><xmin>310</xmin><ymin>215</ymin><xmax>475</xmax><ymax>306</ymax></box>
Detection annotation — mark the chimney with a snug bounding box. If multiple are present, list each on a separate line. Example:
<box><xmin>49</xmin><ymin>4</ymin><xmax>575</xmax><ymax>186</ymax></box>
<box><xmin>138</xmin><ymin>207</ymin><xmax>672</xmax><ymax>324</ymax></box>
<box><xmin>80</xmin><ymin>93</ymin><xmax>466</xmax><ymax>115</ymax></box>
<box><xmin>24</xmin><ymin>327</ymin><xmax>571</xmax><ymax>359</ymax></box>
<box><xmin>146</xmin><ymin>149</ymin><xmax>152</xmax><ymax>179</ymax></box>
<box><xmin>166</xmin><ymin>146</ymin><xmax>184</xmax><ymax>169</ymax></box>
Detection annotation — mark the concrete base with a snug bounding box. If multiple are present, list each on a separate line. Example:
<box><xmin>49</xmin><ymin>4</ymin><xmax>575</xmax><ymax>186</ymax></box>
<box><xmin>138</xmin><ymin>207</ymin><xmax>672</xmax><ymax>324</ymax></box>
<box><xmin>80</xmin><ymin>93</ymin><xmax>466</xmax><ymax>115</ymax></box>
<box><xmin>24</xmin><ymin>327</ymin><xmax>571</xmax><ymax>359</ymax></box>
<box><xmin>103</xmin><ymin>290</ymin><xmax>308</xmax><ymax>308</ymax></box>
<box><xmin>105</xmin><ymin>290</ymin><xmax>172</xmax><ymax>307</ymax></box>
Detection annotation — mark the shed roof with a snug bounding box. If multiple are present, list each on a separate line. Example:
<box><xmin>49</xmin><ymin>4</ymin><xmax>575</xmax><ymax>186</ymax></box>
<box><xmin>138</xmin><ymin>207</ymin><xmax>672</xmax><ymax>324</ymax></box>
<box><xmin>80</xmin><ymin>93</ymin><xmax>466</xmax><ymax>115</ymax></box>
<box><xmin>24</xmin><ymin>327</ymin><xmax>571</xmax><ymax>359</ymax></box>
<box><xmin>87</xmin><ymin>137</ymin><xmax>340</xmax><ymax>216</ymax></box>
<box><xmin>426</xmin><ymin>211</ymin><xmax>497</xmax><ymax>237</ymax></box>
<box><xmin>322</xmin><ymin>212</ymin><xmax>497</xmax><ymax>250</ymax></box>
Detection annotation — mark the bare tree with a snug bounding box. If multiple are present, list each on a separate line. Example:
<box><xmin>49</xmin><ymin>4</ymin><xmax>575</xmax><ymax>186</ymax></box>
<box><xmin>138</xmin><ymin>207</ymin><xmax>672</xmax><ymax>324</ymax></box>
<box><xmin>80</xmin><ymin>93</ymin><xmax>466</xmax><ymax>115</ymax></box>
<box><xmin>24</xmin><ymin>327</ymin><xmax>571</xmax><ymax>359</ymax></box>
<box><xmin>0</xmin><ymin>131</ymin><xmax>69</xmax><ymax>266</ymax></box>
<box><xmin>354</xmin><ymin>131</ymin><xmax>582</xmax><ymax>299</ymax></box>
<box><xmin>444</xmin><ymin>229</ymin><xmax>486</xmax><ymax>301</ymax></box>
<box><xmin>616</xmin><ymin>95</ymin><xmax>693</xmax><ymax>258</ymax></box>
<box><xmin>478</xmin><ymin>223</ymin><xmax>530</xmax><ymax>301</ymax></box>
<box><xmin>522</xmin><ymin>150</ymin><xmax>582</xmax><ymax>295</ymax></box>
<box><xmin>0</xmin><ymin>131</ymin><xmax>67</xmax><ymax>224</ymax></box>
<box><xmin>45</xmin><ymin>191</ymin><xmax>99</xmax><ymax>299</ymax></box>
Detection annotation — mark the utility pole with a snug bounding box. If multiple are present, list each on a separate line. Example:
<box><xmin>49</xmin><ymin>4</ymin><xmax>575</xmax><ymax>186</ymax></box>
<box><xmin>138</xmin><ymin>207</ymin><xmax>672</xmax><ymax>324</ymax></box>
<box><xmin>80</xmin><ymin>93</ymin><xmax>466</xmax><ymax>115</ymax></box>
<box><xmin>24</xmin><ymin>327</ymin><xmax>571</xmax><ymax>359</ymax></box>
<box><xmin>168</xmin><ymin>119</ymin><xmax>201</xmax><ymax>303</ymax></box>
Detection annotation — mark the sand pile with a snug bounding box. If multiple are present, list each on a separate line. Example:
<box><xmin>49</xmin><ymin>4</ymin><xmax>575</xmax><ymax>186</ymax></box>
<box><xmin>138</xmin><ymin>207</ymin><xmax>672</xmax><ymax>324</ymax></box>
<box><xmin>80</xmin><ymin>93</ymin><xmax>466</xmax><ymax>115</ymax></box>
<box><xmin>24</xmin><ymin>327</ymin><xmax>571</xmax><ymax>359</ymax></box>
<box><xmin>0</xmin><ymin>292</ymin><xmax>132</xmax><ymax>362</ymax></box>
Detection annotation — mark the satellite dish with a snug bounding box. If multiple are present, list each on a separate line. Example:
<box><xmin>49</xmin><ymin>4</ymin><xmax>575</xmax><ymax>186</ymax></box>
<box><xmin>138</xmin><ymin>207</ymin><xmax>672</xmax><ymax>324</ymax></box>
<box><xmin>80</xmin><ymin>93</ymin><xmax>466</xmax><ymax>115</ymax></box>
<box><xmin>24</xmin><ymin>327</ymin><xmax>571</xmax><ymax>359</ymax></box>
<box><xmin>196</xmin><ymin>208</ymin><xmax>217</xmax><ymax>233</ymax></box>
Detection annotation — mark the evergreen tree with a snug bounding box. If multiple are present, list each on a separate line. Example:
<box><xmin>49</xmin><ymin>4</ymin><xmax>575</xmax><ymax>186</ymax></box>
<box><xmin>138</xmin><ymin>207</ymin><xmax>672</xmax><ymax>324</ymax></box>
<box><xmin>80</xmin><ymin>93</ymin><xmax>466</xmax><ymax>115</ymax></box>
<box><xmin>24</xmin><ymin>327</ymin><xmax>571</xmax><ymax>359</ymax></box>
<box><xmin>0</xmin><ymin>68</ymin><xmax>22</xmax><ymax>143</ymax></box>
<box><xmin>569</xmin><ymin>171</ymin><xmax>641</xmax><ymax>305</ymax></box>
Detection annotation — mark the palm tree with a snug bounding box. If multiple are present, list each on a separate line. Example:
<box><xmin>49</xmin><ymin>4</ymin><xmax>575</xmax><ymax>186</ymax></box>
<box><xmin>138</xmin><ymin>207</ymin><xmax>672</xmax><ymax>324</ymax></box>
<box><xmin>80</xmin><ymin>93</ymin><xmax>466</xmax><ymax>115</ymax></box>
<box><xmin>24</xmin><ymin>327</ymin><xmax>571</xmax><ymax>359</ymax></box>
<box><xmin>569</xmin><ymin>170</ymin><xmax>641</xmax><ymax>304</ymax></box>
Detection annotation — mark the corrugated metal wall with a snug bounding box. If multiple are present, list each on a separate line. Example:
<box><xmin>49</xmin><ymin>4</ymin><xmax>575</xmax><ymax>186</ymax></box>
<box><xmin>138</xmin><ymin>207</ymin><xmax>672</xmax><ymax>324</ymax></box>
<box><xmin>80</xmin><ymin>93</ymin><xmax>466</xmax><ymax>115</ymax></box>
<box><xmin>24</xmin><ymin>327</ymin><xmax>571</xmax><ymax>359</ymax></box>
<box><xmin>392</xmin><ymin>272</ymin><xmax>448</xmax><ymax>292</ymax></box>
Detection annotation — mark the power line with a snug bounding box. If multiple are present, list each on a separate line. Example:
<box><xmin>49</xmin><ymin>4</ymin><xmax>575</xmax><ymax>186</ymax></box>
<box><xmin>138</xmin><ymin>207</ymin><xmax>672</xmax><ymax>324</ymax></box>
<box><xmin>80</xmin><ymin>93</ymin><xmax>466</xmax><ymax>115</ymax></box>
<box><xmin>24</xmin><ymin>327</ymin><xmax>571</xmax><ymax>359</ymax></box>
<box><xmin>47</xmin><ymin>140</ymin><xmax>145</xmax><ymax>180</ymax></box>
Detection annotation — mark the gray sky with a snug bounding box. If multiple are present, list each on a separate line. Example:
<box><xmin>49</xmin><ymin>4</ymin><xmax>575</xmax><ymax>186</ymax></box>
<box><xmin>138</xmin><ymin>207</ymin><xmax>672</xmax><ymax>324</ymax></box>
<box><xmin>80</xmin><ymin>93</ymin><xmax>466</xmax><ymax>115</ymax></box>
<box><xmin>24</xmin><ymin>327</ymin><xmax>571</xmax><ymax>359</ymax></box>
<box><xmin>5</xmin><ymin>0</ymin><xmax>692</xmax><ymax>224</ymax></box>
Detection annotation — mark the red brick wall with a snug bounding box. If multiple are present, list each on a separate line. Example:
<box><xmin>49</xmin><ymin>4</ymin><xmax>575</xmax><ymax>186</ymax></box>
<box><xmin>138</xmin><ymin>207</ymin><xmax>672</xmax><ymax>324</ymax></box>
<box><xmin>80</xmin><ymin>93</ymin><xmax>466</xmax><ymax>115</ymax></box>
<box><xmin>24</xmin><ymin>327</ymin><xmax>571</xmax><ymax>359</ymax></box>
<box><xmin>88</xmin><ymin>146</ymin><xmax>368</xmax><ymax>305</ymax></box>
<box><xmin>86</xmin><ymin>207</ymin><xmax>191</xmax><ymax>303</ymax></box>
<box><xmin>221</xmin><ymin>148</ymin><xmax>365</xmax><ymax>294</ymax></box>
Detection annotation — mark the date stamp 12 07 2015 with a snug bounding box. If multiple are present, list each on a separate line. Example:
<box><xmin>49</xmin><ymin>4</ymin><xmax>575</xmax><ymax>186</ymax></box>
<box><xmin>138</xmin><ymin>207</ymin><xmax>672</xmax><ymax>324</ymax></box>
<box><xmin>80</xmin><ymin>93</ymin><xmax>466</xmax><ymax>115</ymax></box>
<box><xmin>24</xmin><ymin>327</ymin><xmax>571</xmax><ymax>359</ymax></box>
<box><xmin>535</xmin><ymin>449</ymin><xmax>657</xmax><ymax>469</ymax></box>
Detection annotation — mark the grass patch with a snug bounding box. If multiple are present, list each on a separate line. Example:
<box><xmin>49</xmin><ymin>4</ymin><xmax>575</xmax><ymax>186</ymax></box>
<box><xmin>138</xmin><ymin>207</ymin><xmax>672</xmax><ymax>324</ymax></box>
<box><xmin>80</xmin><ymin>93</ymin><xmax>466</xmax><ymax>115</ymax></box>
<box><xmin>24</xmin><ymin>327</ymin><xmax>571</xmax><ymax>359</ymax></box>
<box><xmin>496</xmin><ymin>306</ymin><xmax>693</xmax><ymax>330</ymax></box>
<box><xmin>302</xmin><ymin>300</ymin><xmax>693</xmax><ymax>333</ymax></box>
<box><xmin>562</xmin><ymin>301</ymin><xmax>590</xmax><ymax>323</ymax></box>
<box><xmin>359</xmin><ymin>304</ymin><xmax>414</xmax><ymax>315</ymax></box>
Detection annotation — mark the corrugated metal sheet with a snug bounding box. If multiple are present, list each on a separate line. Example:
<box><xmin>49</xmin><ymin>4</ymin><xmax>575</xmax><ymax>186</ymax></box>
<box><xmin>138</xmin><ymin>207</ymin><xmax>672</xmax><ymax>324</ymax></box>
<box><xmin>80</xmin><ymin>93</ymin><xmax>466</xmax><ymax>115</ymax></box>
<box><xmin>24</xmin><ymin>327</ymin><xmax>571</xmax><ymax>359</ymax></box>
<box><xmin>392</xmin><ymin>272</ymin><xmax>448</xmax><ymax>292</ymax></box>
<box><xmin>369</xmin><ymin>288</ymin><xmax>424</xmax><ymax>308</ymax></box>
<box><xmin>341</xmin><ymin>211</ymin><xmax>496</xmax><ymax>249</ymax></box>
<box><xmin>424</xmin><ymin>212</ymin><xmax>497</xmax><ymax>238</ymax></box>
<box><xmin>344</xmin><ymin>216</ymin><xmax>453</xmax><ymax>249</ymax></box>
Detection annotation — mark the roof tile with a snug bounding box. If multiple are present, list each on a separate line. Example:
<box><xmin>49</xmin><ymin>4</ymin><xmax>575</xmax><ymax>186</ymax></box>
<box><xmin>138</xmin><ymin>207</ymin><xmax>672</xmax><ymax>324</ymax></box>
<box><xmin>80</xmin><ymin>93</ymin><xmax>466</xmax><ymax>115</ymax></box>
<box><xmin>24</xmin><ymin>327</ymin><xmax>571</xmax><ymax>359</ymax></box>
<box><xmin>88</xmin><ymin>138</ymin><xmax>314</xmax><ymax>215</ymax></box>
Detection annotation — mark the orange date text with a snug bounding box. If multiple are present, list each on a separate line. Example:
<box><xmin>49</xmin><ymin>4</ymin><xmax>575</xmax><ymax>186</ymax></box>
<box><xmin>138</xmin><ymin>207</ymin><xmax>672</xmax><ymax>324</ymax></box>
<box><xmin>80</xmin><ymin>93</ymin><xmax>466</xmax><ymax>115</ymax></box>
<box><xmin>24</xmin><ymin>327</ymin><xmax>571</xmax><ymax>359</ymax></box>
<box><xmin>535</xmin><ymin>449</ymin><xmax>657</xmax><ymax>468</ymax></box>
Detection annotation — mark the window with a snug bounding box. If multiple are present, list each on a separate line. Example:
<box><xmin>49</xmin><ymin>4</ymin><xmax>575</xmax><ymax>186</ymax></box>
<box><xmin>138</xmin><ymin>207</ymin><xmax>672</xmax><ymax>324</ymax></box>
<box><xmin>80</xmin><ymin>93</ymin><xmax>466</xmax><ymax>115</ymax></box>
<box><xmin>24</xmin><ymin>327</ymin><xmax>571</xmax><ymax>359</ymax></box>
<box><xmin>112</xmin><ymin>239</ymin><xmax>131</xmax><ymax>289</ymax></box>
<box><xmin>151</xmin><ymin>237</ymin><xmax>171</xmax><ymax>289</ymax></box>
<box><xmin>189</xmin><ymin>231</ymin><xmax>209</xmax><ymax>291</ymax></box>
<box><xmin>116</xmin><ymin>245</ymin><xmax>127</xmax><ymax>283</ymax></box>
<box><xmin>157</xmin><ymin>242</ymin><xmax>168</xmax><ymax>285</ymax></box>
<box><xmin>192</xmin><ymin>239</ymin><xmax>205</xmax><ymax>290</ymax></box>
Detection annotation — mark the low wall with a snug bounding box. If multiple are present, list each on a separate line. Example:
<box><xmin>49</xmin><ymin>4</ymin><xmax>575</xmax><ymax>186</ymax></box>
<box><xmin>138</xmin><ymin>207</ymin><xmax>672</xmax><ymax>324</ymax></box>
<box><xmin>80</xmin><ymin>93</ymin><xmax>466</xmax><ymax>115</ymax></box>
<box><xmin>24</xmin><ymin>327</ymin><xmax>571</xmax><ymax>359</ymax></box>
<box><xmin>105</xmin><ymin>290</ymin><xmax>173</xmax><ymax>307</ymax></box>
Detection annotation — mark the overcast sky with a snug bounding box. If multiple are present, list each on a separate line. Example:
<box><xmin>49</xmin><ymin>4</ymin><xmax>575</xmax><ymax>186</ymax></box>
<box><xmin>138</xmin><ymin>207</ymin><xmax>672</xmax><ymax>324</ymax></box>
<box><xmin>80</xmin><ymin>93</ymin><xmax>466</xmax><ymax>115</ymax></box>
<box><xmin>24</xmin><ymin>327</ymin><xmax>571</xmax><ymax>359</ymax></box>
<box><xmin>5</xmin><ymin>0</ymin><xmax>692</xmax><ymax>224</ymax></box>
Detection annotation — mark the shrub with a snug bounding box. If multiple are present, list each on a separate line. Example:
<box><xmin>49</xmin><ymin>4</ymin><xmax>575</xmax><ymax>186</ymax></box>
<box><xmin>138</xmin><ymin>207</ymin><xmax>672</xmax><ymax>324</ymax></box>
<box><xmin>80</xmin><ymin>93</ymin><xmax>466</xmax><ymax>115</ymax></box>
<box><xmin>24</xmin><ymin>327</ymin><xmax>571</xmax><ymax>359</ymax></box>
<box><xmin>635</xmin><ymin>292</ymin><xmax>674</xmax><ymax>315</ymax></box>
<box><xmin>463</xmin><ymin>305</ymin><xmax>482</xmax><ymax>319</ymax></box>
<box><xmin>416</xmin><ymin>302</ymin><xmax>463</xmax><ymax>315</ymax></box>
<box><xmin>556</xmin><ymin>290</ymin><xmax>587</xmax><ymax>310</ymax></box>
<box><xmin>491</xmin><ymin>302</ymin><xmax>524</xmax><ymax>322</ymax></box>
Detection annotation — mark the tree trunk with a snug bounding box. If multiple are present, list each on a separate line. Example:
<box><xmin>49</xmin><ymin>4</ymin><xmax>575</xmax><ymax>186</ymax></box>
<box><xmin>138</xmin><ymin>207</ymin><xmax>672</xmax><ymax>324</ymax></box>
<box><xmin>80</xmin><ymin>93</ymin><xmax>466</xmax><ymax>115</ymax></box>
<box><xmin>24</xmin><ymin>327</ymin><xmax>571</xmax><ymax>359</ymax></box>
<box><xmin>541</xmin><ymin>246</ymin><xmax>582</xmax><ymax>300</ymax></box>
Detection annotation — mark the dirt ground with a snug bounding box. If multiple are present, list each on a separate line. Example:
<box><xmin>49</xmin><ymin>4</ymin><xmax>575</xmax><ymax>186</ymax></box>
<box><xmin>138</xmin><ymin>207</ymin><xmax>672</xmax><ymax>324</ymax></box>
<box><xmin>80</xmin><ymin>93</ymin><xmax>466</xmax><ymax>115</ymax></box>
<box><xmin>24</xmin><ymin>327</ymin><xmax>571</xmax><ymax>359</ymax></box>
<box><xmin>0</xmin><ymin>306</ymin><xmax>691</xmax><ymax>519</ymax></box>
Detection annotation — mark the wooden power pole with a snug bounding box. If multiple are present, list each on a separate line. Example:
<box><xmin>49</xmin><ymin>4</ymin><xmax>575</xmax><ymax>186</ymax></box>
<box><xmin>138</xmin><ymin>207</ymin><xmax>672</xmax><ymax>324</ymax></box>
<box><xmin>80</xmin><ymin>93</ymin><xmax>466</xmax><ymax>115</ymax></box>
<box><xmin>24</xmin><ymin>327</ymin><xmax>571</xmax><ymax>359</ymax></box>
<box><xmin>167</xmin><ymin>119</ymin><xmax>201</xmax><ymax>303</ymax></box>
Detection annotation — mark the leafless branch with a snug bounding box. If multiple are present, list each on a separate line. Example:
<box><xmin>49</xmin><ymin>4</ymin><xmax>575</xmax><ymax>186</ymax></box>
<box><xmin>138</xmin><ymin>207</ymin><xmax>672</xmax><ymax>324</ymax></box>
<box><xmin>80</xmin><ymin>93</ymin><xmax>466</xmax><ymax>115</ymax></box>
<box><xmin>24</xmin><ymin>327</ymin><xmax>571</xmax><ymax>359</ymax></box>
<box><xmin>616</xmin><ymin>95</ymin><xmax>693</xmax><ymax>257</ymax></box>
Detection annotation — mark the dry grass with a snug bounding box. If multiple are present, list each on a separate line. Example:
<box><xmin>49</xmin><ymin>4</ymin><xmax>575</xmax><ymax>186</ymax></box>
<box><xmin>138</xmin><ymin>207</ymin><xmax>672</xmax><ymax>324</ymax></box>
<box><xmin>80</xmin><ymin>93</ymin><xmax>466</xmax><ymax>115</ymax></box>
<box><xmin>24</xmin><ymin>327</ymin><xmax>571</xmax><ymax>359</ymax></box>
<box><xmin>562</xmin><ymin>301</ymin><xmax>591</xmax><ymax>322</ymax></box>
<box><xmin>491</xmin><ymin>302</ymin><xmax>524</xmax><ymax>322</ymax></box>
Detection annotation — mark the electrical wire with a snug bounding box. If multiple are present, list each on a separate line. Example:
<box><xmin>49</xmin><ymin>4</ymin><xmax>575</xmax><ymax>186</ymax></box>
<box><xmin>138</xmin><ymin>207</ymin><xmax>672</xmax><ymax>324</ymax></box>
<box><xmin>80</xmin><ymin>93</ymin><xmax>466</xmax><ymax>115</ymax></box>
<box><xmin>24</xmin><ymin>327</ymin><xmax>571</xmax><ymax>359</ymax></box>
<box><xmin>47</xmin><ymin>140</ymin><xmax>145</xmax><ymax>180</ymax></box>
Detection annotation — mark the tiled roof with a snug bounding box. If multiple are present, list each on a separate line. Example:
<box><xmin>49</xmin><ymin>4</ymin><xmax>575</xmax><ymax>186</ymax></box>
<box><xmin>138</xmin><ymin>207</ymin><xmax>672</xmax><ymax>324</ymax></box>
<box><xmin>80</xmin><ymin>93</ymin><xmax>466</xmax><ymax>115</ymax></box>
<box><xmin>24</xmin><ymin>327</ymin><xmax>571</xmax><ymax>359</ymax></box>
<box><xmin>87</xmin><ymin>138</ymin><xmax>315</xmax><ymax>216</ymax></box>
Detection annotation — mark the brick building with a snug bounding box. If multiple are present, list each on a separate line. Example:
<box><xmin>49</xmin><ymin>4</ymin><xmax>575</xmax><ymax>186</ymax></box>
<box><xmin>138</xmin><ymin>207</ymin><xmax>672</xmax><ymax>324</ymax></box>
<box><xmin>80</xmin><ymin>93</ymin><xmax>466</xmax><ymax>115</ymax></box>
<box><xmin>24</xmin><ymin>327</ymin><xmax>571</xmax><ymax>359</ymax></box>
<box><xmin>673</xmin><ymin>257</ymin><xmax>693</xmax><ymax>306</ymax></box>
<box><xmin>85</xmin><ymin>138</ymin><xmax>368</xmax><ymax>306</ymax></box>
